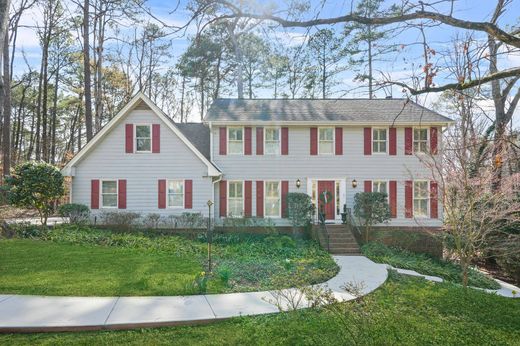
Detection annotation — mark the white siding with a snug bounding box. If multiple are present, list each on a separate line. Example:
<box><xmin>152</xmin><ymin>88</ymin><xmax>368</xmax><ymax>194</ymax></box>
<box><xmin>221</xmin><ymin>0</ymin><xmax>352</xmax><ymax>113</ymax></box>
<box><xmin>212</xmin><ymin>125</ymin><xmax>443</xmax><ymax>227</ymax></box>
<box><xmin>72</xmin><ymin>110</ymin><xmax>214</xmax><ymax>216</ymax></box>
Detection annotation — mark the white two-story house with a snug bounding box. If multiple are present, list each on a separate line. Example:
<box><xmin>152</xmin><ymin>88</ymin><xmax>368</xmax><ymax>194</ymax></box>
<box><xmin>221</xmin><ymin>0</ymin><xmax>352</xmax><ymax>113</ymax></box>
<box><xmin>62</xmin><ymin>93</ymin><xmax>453</xmax><ymax>229</ymax></box>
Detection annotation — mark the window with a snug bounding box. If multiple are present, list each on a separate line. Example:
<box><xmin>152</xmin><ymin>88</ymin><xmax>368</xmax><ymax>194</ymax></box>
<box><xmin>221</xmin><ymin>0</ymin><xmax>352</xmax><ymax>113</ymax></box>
<box><xmin>101</xmin><ymin>180</ymin><xmax>118</xmax><ymax>208</ymax></box>
<box><xmin>228</xmin><ymin>181</ymin><xmax>244</xmax><ymax>216</ymax></box>
<box><xmin>413</xmin><ymin>181</ymin><xmax>429</xmax><ymax>217</ymax></box>
<box><xmin>372</xmin><ymin>128</ymin><xmax>387</xmax><ymax>153</ymax></box>
<box><xmin>264</xmin><ymin>127</ymin><xmax>280</xmax><ymax>155</ymax></box>
<box><xmin>318</xmin><ymin>127</ymin><xmax>334</xmax><ymax>154</ymax></box>
<box><xmin>264</xmin><ymin>181</ymin><xmax>281</xmax><ymax>217</ymax></box>
<box><xmin>413</xmin><ymin>128</ymin><xmax>428</xmax><ymax>153</ymax></box>
<box><xmin>335</xmin><ymin>181</ymin><xmax>341</xmax><ymax>216</ymax></box>
<box><xmin>373</xmin><ymin>181</ymin><xmax>388</xmax><ymax>195</ymax></box>
<box><xmin>167</xmin><ymin>180</ymin><xmax>184</xmax><ymax>208</ymax></box>
<box><xmin>228</xmin><ymin>127</ymin><xmax>244</xmax><ymax>154</ymax></box>
<box><xmin>135</xmin><ymin>125</ymin><xmax>151</xmax><ymax>152</ymax></box>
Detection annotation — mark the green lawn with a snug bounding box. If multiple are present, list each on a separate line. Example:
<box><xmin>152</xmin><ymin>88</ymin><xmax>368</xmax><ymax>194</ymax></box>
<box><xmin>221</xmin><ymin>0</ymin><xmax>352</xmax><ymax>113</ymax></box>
<box><xmin>2</xmin><ymin>272</ymin><xmax>519</xmax><ymax>345</ymax></box>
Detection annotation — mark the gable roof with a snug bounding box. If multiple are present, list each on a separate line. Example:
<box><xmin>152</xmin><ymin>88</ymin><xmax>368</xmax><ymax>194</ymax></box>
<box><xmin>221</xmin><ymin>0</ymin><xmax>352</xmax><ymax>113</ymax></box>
<box><xmin>62</xmin><ymin>93</ymin><xmax>221</xmax><ymax>177</ymax></box>
<box><xmin>175</xmin><ymin>123</ymin><xmax>211</xmax><ymax>160</ymax></box>
<box><xmin>205</xmin><ymin>98</ymin><xmax>453</xmax><ymax>124</ymax></box>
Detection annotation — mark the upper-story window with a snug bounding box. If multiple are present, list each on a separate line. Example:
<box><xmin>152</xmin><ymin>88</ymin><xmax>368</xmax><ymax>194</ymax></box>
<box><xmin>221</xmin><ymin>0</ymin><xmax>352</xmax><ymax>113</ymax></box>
<box><xmin>265</xmin><ymin>127</ymin><xmax>280</xmax><ymax>155</ymax></box>
<box><xmin>228</xmin><ymin>181</ymin><xmax>244</xmax><ymax>216</ymax></box>
<box><xmin>135</xmin><ymin>125</ymin><xmax>151</xmax><ymax>152</ymax></box>
<box><xmin>264</xmin><ymin>181</ymin><xmax>281</xmax><ymax>217</ymax></box>
<box><xmin>318</xmin><ymin>127</ymin><xmax>334</xmax><ymax>155</ymax></box>
<box><xmin>228</xmin><ymin>127</ymin><xmax>243</xmax><ymax>154</ymax></box>
<box><xmin>167</xmin><ymin>180</ymin><xmax>184</xmax><ymax>208</ymax></box>
<box><xmin>413</xmin><ymin>180</ymin><xmax>429</xmax><ymax>217</ymax></box>
<box><xmin>414</xmin><ymin>128</ymin><xmax>428</xmax><ymax>153</ymax></box>
<box><xmin>101</xmin><ymin>180</ymin><xmax>118</xmax><ymax>208</ymax></box>
<box><xmin>372</xmin><ymin>128</ymin><xmax>387</xmax><ymax>153</ymax></box>
<box><xmin>373</xmin><ymin>180</ymin><xmax>388</xmax><ymax>195</ymax></box>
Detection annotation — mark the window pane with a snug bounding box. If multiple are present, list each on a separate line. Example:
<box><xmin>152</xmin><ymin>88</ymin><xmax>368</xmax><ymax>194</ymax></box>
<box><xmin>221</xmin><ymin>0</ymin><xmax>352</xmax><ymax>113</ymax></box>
<box><xmin>379</xmin><ymin>130</ymin><xmax>386</xmax><ymax>140</ymax></box>
<box><xmin>102</xmin><ymin>181</ymin><xmax>117</xmax><ymax>194</ymax></box>
<box><xmin>102</xmin><ymin>194</ymin><xmax>117</xmax><ymax>207</ymax></box>
<box><xmin>168</xmin><ymin>181</ymin><xmax>183</xmax><ymax>194</ymax></box>
<box><xmin>379</xmin><ymin>142</ymin><xmax>386</xmax><ymax>152</ymax></box>
<box><xmin>265</xmin><ymin>199</ymin><xmax>280</xmax><ymax>217</ymax></box>
<box><xmin>228</xmin><ymin>142</ymin><xmax>243</xmax><ymax>154</ymax></box>
<box><xmin>265</xmin><ymin>142</ymin><xmax>279</xmax><ymax>155</ymax></box>
<box><xmin>319</xmin><ymin>141</ymin><xmax>333</xmax><ymax>154</ymax></box>
<box><xmin>136</xmin><ymin>138</ymin><xmax>151</xmax><ymax>151</ymax></box>
<box><xmin>319</xmin><ymin>128</ymin><xmax>333</xmax><ymax>140</ymax></box>
<box><xmin>169</xmin><ymin>194</ymin><xmax>183</xmax><ymax>207</ymax></box>
<box><xmin>229</xmin><ymin>128</ymin><xmax>243</xmax><ymax>140</ymax></box>
<box><xmin>229</xmin><ymin>182</ymin><xmax>243</xmax><ymax>198</ymax></box>
<box><xmin>136</xmin><ymin>125</ymin><xmax>150</xmax><ymax>138</ymax></box>
<box><xmin>229</xmin><ymin>199</ymin><xmax>243</xmax><ymax>216</ymax></box>
<box><xmin>265</xmin><ymin>128</ymin><xmax>279</xmax><ymax>141</ymax></box>
<box><xmin>266</xmin><ymin>182</ymin><xmax>279</xmax><ymax>197</ymax></box>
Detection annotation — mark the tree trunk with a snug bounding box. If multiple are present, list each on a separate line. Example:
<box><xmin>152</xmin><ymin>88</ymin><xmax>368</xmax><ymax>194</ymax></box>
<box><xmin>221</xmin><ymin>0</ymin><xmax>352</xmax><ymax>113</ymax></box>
<box><xmin>2</xmin><ymin>28</ymin><xmax>10</xmax><ymax>177</ymax></box>
<box><xmin>83</xmin><ymin>0</ymin><xmax>93</xmax><ymax>141</ymax></box>
<box><xmin>367</xmin><ymin>25</ymin><xmax>373</xmax><ymax>99</ymax></box>
<box><xmin>227</xmin><ymin>20</ymin><xmax>244</xmax><ymax>99</ymax></box>
<box><xmin>50</xmin><ymin>62</ymin><xmax>59</xmax><ymax>164</ymax></box>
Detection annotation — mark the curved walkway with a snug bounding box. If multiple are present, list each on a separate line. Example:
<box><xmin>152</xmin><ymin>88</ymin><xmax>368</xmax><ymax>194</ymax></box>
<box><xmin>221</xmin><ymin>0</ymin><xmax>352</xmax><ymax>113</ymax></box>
<box><xmin>0</xmin><ymin>256</ymin><xmax>388</xmax><ymax>333</ymax></box>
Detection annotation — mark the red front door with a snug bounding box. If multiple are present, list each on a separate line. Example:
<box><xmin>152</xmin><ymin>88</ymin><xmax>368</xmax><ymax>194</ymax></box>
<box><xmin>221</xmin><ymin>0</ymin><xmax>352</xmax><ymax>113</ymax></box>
<box><xmin>318</xmin><ymin>181</ymin><xmax>335</xmax><ymax>221</ymax></box>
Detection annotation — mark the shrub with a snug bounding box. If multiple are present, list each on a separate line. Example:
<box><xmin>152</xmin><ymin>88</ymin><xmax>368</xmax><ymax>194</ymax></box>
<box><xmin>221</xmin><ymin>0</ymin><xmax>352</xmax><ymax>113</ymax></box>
<box><xmin>353</xmin><ymin>192</ymin><xmax>391</xmax><ymax>243</ymax></box>
<box><xmin>100</xmin><ymin>211</ymin><xmax>140</xmax><ymax>231</ymax></box>
<box><xmin>496</xmin><ymin>252</ymin><xmax>520</xmax><ymax>284</ymax></box>
<box><xmin>286</xmin><ymin>193</ymin><xmax>313</xmax><ymax>232</ymax></box>
<box><xmin>192</xmin><ymin>271</ymin><xmax>208</xmax><ymax>293</ymax></box>
<box><xmin>222</xmin><ymin>217</ymin><xmax>252</xmax><ymax>232</ymax></box>
<box><xmin>5</xmin><ymin>162</ymin><xmax>64</xmax><ymax>225</ymax></box>
<box><xmin>217</xmin><ymin>265</ymin><xmax>232</xmax><ymax>286</ymax></box>
<box><xmin>142</xmin><ymin>213</ymin><xmax>161</xmax><ymax>229</ymax></box>
<box><xmin>58</xmin><ymin>203</ymin><xmax>90</xmax><ymax>225</ymax></box>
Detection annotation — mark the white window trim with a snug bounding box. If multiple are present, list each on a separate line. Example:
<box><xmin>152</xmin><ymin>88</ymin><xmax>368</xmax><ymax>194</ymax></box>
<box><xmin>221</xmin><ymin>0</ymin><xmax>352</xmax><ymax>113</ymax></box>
<box><xmin>263</xmin><ymin>126</ymin><xmax>281</xmax><ymax>156</ymax></box>
<box><xmin>413</xmin><ymin>180</ymin><xmax>430</xmax><ymax>218</ymax></box>
<box><xmin>264</xmin><ymin>180</ymin><xmax>282</xmax><ymax>218</ymax></box>
<box><xmin>227</xmin><ymin>126</ymin><xmax>244</xmax><ymax>155</ymax></box>
<box><xmin>318</xmin><ymin>127</ymin><xmax>335</xmax><ymax>155</ymax></box>
<box><xmin>372</xmin><ymin>180</ymin><xmax>389</xmax><ymax>195</ymax></box>
<box><xmin>227</xmin><ymin>180</ymin><xmax>245</xmax><ymax>217</ymax></box>
<box><xmin>167</xmin><ymin>179</ymin><xmax>185</xmax><ymax>209</ymax></box>
<box><xmin>413</xmin><ymin>127</ymin><xmax>429</xmax><ymax>154</ymax></box>
<box><xmin>101</xmin><ymin>179</ymin><xmax>118</xmax><ymax>209</ymax></box>
<box><xmin>372</xmin><ymin>127</ymin><xmax>388</xmax><ymax>154</ymax></box>
<box><xmin>135</xmin><ymin>124</ymin><xmax>152</xmax><ymax>153</ymax></box>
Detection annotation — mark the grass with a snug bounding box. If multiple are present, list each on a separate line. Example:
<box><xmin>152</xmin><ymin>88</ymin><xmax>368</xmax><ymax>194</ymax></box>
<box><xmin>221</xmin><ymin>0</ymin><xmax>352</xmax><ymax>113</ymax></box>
<box><xmin>0</xmin><ymin>224</ymin><xmax>337</xmax><ymax>296</ymax></box>
<box><xmin>1</xmin><ymin>272</ymin><xmax>519</xmax><ymax>345</ymax></box>
<box><xmin>362</xmin><ymin>242</ymin><xmax>500</xmax><ymax>289</ymax></box>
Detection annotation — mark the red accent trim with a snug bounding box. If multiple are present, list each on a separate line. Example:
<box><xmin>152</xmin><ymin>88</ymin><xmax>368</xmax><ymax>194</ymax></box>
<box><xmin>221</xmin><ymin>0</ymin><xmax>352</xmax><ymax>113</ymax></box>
<box><xmin>310</xmin><ymin>127</ymin><xmax>318</xmax><ymax>155</ymax></box>
<box><xmin>430</xmin><ymin>181</ymin><xmax>438</xmax><ymax>218</ymax></box>
<box><xmin>185</xmin><ymin>180</ymin><xmax>193</xmax><ymax>209</ymax></box>
<box><xmin>219</xmin><ymin>180</ymin><xmax>227</xmax><ymax>217</ymax></box>
<box><xmin>158</xmin><ymin>179</ymin><xmax>166</xmax><ymax>209</ymax></box>
<box><xmin>364</xmin><ymin>127</ymin><xmax>372</xmax><ymax>155</ymax></box>
<box><xmin>281</xmin><ymin>127</ymin><xmax>289</xmax><ymax>155</ymax></box>
<box><xmin>256</xmin><ymin>127</ymin><xmax>264</xmax><ymax>155</ymax></box>
<box><xmin>389</xmin><ymin>180</ymin><xmax>397</xmax><ymax>218</ymax></box>
<box><xmin>430</xmin><ymin>127</ymin><xmax>438</xmax><ymax>155</ymax></box>
<box><xmin>91</xmin><ymin>180</ymin><xmax>99</xmax><ymax>209</ymax></box>
<box><xmin>256</xmin><ymin>181</ymin><xmax>264</xmax><ymax>217</ymax></box>
<box><xmin>244</xmin><ymin>181</ymin><xmax>252</xmax><ymax>217</ymax></box>
<box><xmin>335</xmin><ymin>127</ymin><xmax>343</xmax><ymax>155</ymax></box>
<box><xmin>281</xmin><ymin>181</ymin><xmax>289</xmax><ymax>217</ymax></box>
<box><xmin>364</xmin><ymin>180</ymin><xmax>372</xmax><ymax>193</ymax></box>
<box><xmin>118</xmin><ymin>180</ymin><xmax>127</xmax><ymax>209</ymax></box>
<box><xmin>125</xmin><ymin>124</ymin><xmax>133</xmax><ymax>153</ymax></box>
<box><xmin>219</xmin><ymin>127</ymin><xmax>227</xmax><ymax>155</ymax></box>
<box><xmin>152</xmin><ymin>124</ymin><xmax>160</xmax><ymax>153</ymax></box>
<box><xmin>405</xmin><ymin>180</ymin><xmax>413</xmax><ymax>218</ymax></box>
<box><xmin>389</xmin><ymin>127</ymin><xmax>397</xmax><ymax>155</ymax></box>
<box><xmin>244</xmin><ymin>127</ymin><xmax>252</xmax><ymax>155</ymax></box>
<box><xmin>405</xmin><ymin>127</ymin><xmax>413</xmax><ymax>155</ymax></box>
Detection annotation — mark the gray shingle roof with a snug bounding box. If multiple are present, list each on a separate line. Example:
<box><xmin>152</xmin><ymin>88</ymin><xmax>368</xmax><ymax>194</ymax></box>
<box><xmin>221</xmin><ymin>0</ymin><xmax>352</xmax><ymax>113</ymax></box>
<box><xmin>205</xmin><ymin>98</ymin><xmax>453</xmax><ymax>124</ymax></box>
<box><xmin>175</xmin><ymin>123</ymin><xmax>211</xmax><ymax>160</ymax></box>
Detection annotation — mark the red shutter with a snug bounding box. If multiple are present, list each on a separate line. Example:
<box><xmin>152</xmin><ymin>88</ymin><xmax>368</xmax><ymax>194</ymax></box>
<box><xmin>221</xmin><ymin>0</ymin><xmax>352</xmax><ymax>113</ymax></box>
<box><xmin>364</xmin><ymin>180</ymin><xmax>372</xmax><ymax>193</ymax></box>
<box><xmin>118</xmin><ymin>180</ymin><xmax>127</xmax><ymax>209</ymax></box>
<box><xmin>256</xmin><ymin>127</ymin><xmax>264</xmax><ymax>155</ymax></box>
<box><xmin>281</xmin><ymin>127</ymin><xmax>289</xmax><ymax>155</ymax></box>
<box><xmin>91</xmin><ymin>179</ymin><xmax>99</xmax><ymax>209</ymax></box>
<box><xmin>185</xmin><ymin>180</ymin><xmax>193</xmax><ymax>209</ymax></box>
<box><xmin>152</xmin><ymin>124</ymin><xmax>160</xmax><ymax>153</ymax></box>
<box><xmin>364</xmin><ymin>127</ymin><xmax>372</xmax><ymax>155</ymax></box>
<box><xmin>310</xmin><ymin>127</ymin><xmax>318</xmax><ymax>155</ymax></box>
<box><xmin>158</xmin><ymin>179</ymin><xmax>166</xmax><ymax>209</ymax></box>
<box><xmin>405</xmin><ymin>127</ymin><xmax>413</xmax><ymax>155</ymax></box>
<box><xmin>281</xmin><ymin>181</ymin><xmax>289</xmax><ymax>217</ymax></box>
<box><xmin>244</xmin><ymin>181</ymin><xmax>252</xmax><ymax>217</ymax></box>
<box><xmin>219</xmin><ymin>127</ymin><xmax>227</xmax><ymax>155</ymax></box>
<box><xmin>256</xmin><ymin>181</ymin><xmax>264</xmax><ymax>217</ymax></box>
<box><xmin>405</xmin><ymin>180</ymin><xmax>413</xmax><ymax>218</ymax></box>
<box><xmin>389</xmin><ymin>180</ymin><xmax>397</xmax><ymax>218</ymax></box>
<box><xmin>389</xmin><ymin>127</ymin><xmax>397</xmax><ymax>156</ymax></box>
<box><xmin>335</xmin><ymin>127</ymin><xmax>343</xmax><ymax>155</ymax></box>
<box><xmin>244</xmin><ymin>127</ymin><xmax>252</xmax><ymax>155</ymax></box>
<box><xmin>219</xmin><ymin>180</ymin><xmax>227</xmax><ymax>217</ymax></box>
<box><xmin>125</xmin><ymin>124</ymin><xmax>133</xmax><ymax>153</ymax></box>
<box><xmin>430</xmin><ymin>181</ymin><xmax>438</xmax><ymax>218</ymax></box>
<box><xmin>430</xmin><ymin>127</ymin><xmax>438</xmax><ymax>155</ymax></box>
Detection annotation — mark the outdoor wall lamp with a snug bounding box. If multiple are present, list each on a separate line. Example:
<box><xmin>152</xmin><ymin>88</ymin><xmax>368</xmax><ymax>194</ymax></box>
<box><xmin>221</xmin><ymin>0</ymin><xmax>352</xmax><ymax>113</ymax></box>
<box><xmin>352</xmin><ymin>179</ymin><xmax>358</xmax><ymax>188</ymax></box>
<box><xmin>296</xmin><ymin>179</ymin><xmax>301</xmax><ymax>189</ymax></box>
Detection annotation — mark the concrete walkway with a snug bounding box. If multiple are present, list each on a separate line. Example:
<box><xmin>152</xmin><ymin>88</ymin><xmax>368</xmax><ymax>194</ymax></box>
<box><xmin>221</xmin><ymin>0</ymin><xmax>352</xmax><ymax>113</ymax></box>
<box><xmin>0</xmin><ymin>256</ymin><xmax>388</xmax><ymax>333</ymax></box>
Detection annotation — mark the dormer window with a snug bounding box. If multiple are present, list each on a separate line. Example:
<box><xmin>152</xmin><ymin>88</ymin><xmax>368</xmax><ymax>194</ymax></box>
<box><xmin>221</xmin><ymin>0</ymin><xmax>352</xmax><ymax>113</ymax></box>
<box><xmin>264</xmin><ymin>127</ymin><xmax>280</xmax><ymax>155</ymax></box>
<box><xmin>318</xmin><ymin>127</ymin><xmax>334</xmax><ymax>155</ymax></box>
<box><xmin>135</xmin><ymin>125</ymin><xmax>151</xmax><ymax>152</ymax></box>
<box><xmin>228</xmin><ymin>127</ymin><xmax>244</xmax><ymax>154</ymax></box>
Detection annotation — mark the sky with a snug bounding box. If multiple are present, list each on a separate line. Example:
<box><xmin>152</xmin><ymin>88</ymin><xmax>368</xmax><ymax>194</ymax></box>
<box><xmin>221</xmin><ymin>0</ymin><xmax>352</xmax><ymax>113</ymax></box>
<box><xmin>11</xmin><ymin>0</ymin><xmax>520</xmax><ymax>123</ymax></box>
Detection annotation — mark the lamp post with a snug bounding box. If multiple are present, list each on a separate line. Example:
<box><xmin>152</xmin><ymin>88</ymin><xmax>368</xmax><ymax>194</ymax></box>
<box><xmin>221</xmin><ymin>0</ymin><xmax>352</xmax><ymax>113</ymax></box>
<box><xmin>206</xmin><ymin>199</ymin><xmax>214</xmax><ymax>273</ymax></box>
